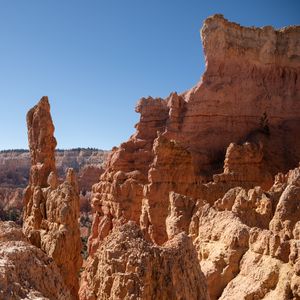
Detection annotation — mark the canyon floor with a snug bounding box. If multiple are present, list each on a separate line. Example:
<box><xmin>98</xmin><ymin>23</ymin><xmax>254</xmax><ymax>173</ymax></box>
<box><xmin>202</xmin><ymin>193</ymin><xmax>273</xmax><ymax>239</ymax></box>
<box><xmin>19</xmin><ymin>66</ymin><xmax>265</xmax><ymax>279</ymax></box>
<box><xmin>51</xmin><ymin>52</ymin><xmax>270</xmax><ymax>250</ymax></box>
<box><xmin>1</xmin><ymin>14</ymin><xmax>300</xmax><ymax>300</ymax></box>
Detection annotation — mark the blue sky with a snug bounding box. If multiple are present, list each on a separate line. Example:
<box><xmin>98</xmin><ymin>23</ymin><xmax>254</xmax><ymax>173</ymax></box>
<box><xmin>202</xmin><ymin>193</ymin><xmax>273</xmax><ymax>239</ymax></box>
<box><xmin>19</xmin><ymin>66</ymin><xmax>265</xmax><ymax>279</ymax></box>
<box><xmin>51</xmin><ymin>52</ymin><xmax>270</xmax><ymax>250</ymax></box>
<box><xmin>0</xmin><ymin>1</ymin><xmax>299</xmax><ymax>150</ymax></box>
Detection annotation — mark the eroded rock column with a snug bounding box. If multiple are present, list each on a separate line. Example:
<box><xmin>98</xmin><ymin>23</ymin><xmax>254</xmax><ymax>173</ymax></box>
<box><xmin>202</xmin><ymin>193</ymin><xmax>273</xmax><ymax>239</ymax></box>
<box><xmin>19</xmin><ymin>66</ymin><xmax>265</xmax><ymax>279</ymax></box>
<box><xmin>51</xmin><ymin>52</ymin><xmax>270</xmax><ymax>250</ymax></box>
<box><xmin>23</xmin><ymin>97</ymin><xmax>82</xmax><ymax>299</ymax></box>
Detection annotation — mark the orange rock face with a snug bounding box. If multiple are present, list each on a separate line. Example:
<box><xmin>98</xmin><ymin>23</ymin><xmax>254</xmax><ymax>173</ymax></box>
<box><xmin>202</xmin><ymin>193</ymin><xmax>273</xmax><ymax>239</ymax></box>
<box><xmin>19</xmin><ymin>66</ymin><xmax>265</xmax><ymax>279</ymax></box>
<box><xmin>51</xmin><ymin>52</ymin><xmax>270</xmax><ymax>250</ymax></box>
<box><xmin>0</xmin><ymin>188</ymin><xmax>23</xmax><ymax>210</ymax></box>
<box><xmin>0</xmin><ymin>221</ymin><xmax>71</xmax><ymax>300</ymax></box>
<box><xmin>212</xmin><ymin>165</ymin><xmax>300</xmax><ymax>299</ymax></box>
<box><xmin>0</xmin><ymin>149</ymin><xmax>108</xmax><ymax>190</ymax></box>
<box><xmin>81</xmin><ymin>15</ymin><xmax>300</xmax><ymax>300</ymax></box>
<box><xmin>78</xmin><ymin>165</ymin><xmax>104</xmax><ymax>193</ymax></box>
<box><xmin>23</xmin><ymin>97</ymin><xmax>82</xmax><ymax>299</ymax></box>
<box><xmin>88</xmin><ymin>15</ymin><xmax>300</xmax><ymax>246</ymax></box>
<box><xmin>26</xmin><ymin>97</ymin><xmax>57</xmax><ymax>187</ymax></box>
<box><xmin>213</xmin><ymin>142</ymin><xmax>273</xmax><ymax>190</ymax></box>
<box><xmin>0</xmin><ymin>149</ymin><xmax>108</xmax><ymax>249</ymax></box>
<box><xmin>80</xmin><ymin>222</ymin><xmax>209</xmax><ymax>300</ymax></box>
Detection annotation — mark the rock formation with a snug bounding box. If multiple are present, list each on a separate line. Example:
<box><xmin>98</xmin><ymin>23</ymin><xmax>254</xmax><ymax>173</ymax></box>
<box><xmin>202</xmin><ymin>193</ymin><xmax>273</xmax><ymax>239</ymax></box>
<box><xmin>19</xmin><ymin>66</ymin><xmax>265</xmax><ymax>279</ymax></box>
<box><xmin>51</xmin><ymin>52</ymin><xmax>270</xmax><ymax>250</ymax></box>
<box><xmin>0</xmin><ymin>187</ymin><xmax>23</xmax><ymax>216</ymax></box>
<box><xmin>0</xmin><ymin>149</ymin><xmax>106</xmax><ymax>270</ymax></box>
<box><xmin>81</xmin><ymin>15</ymin><xmax>300</xmax><ymax>300</ymax></box>
<box><xmin>0</xmin><ymin>13</ymin><xmax>298</xmax><ymax>300</ymax></box>
<box><xmin>212</xmin><ymin>165</ymin><xmax>300</xmax><ymax>299</ymax></box>
<box><xmin>22</xmin><ymin>97</ymin><xmax>82</xmax><ymax>299</ymax></box>
<box><xmin>78</xmin><ymin>165</ymin><xmax>105</xmax><ymax>193</ymax></box>
<box><xmin>88</xmin><ymin>15</ymin><xmax>300</xmax><ymax>249</ymax></box>
<box><xmin>55</xmin><ymin>149</ymin><xmax>108</xmax><ymax>181</ymax></box>
<box><xmin>0</xmin><ymin>221</ymin><xmax>71</xmax><ymax>300</ymax></box>
<box><xmin>0</xmin><ymin>150</ymin><xmax>30</xmax><ymax>187</ymax></box>
<box><xmin>213</xmin><ymin>142</ymin><xmax>273</xmax><ymax>190</ymax></box>
<box><xmin>0</xmin><ymin>149</ymin><xmax>107</xmax><ymax>225</ymax></box>
<box><xmin>0</xmin><ymin>148</ymin><xmax>108</xmax><ymax>189</ymax></box>
<box><xmin>80</xmin><ymin>222</ymin><xmax>209</xmax><ymax>300</ymax></box>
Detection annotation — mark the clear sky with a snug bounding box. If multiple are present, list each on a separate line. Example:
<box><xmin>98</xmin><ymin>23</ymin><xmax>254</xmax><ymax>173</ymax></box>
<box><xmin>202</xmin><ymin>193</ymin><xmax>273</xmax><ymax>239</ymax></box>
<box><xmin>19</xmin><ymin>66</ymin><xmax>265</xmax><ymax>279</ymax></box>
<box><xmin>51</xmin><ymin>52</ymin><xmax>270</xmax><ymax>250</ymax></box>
<box><xmin>0</xmin><ymin>1</ymin><xmax>299</xmax><ymax>150</ymax></box>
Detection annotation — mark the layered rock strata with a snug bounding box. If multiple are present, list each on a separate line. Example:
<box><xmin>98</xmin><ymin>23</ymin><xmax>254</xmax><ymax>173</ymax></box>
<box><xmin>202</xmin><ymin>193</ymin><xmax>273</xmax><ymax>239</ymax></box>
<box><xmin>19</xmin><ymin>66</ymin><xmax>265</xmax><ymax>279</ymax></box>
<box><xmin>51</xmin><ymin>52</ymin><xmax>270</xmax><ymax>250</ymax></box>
<box><xmin>81</xmin><ymin>15</ymin><xmax>300</xmax><ymax>300</ymax></box>
<box><xmin>22</xmin><ymin>97</ymin><xmax>82</xmax><ymax>299</ymax></box>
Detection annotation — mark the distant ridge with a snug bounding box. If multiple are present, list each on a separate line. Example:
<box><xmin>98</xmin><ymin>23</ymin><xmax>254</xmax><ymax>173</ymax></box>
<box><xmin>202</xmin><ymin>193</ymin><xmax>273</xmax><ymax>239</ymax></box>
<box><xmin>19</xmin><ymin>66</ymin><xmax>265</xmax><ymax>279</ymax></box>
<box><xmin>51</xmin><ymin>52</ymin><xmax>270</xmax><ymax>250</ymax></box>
<box><xmin>0</xmin><ymin>147</ymin><xmax>108</xmax><ymax>153</ymax></box>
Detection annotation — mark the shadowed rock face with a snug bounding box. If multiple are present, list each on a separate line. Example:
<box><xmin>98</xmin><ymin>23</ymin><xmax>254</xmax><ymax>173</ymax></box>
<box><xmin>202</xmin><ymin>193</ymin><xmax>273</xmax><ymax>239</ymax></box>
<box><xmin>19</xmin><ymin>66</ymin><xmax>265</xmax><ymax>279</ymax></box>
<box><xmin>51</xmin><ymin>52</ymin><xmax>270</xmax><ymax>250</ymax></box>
<box><xmin>80</xmin><ymin>15</ymin><xmax>300</xmax><ymax>300</ymax></box>
<box><xmin>22</xmin><ymin>97</ymin><xmax>82</xmax><ymax>299</ymax></box>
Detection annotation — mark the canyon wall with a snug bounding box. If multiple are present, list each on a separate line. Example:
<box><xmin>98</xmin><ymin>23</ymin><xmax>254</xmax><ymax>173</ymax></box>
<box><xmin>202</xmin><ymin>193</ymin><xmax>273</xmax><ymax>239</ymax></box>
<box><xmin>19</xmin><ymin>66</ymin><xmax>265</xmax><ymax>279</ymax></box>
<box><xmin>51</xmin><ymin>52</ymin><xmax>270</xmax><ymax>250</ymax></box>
<box><xmin>80</xmin><ymin>15</ymin><xmax>300</xmax><ymax>299</ymax></box>
<box><xmin>0</xmin><ymin>148</ymin><xmax>108</xmax><ymax>189</ymax></box>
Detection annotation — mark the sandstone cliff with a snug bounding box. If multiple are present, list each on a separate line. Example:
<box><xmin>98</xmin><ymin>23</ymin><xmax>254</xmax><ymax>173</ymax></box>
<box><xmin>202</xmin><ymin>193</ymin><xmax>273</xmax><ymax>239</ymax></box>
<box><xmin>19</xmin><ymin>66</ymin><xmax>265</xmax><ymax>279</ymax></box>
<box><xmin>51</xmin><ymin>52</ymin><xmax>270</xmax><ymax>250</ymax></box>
<box><xmin>22</xmin><ymin>97</ymin><xmax>82</xmax><ymax>299</ymax></box>
<box><xmin>80</xmin><ymin>15</ymin><xmax>300</xmax><ymax>300</ymax></box>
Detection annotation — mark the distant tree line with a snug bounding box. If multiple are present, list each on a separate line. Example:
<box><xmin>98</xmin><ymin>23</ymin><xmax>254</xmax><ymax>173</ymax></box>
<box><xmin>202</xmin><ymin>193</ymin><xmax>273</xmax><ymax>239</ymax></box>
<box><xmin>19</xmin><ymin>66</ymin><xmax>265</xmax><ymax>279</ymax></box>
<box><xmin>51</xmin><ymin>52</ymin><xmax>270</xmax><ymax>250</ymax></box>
<box><xmin>0</xmin><ymin>149</ymin><xmax>29</xmax><ymax>153</ymax></box>
<box><xmin>55</xmin><ymin>147</ymin><xmax>103</xmax><ymax>152</ymax></box>
<box><xmin>0</xmin><ymin>147</ymin><xmax>106</xmax><ymax>153</ymax></box>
